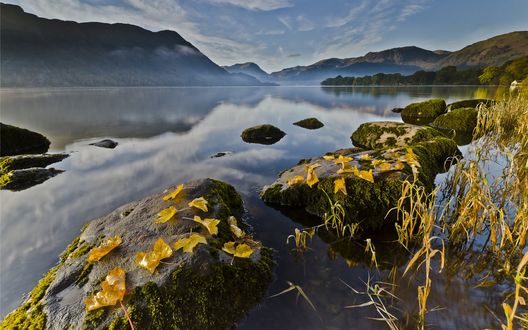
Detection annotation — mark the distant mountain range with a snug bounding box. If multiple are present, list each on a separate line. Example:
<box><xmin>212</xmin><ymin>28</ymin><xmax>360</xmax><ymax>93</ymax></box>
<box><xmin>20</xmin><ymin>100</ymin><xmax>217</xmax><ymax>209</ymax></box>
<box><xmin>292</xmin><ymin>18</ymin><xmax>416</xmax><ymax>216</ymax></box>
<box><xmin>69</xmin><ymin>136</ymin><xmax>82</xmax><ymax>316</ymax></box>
<box><xmin>0</xmin><ymin>3</ymin><xmax>266</xmax><ymax>87</ymax></box>
<box><xmin>226</xmin><ymin>31</ymin><xmax>528</xmax><ymax>84</ymax></box>
<box><xmin>222</xmin><ymin>63</ymin><xmax>272</xmax><ymax>82</ymax></box>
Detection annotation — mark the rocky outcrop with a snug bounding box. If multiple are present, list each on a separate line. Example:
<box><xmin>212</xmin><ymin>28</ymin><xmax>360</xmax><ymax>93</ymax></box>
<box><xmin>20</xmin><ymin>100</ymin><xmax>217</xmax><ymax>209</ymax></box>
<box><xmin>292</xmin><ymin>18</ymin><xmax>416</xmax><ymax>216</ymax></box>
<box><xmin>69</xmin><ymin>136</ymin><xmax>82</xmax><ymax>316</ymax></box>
<box><xmin>431</xmin><ymin>107</ymin><xmax>479</xmax><ymax>133</ymax></box>
<box><xmin>293</xmin><ymin>117</ymin><xmax>324</xmax><ymax>129</ymax></box>
<box><xmin>351</xmin><ymin>122</ymin><xmax>445</xmax><ymax>150</ymax></box>
<box><xmin>401</xmin><ymin>99</ymin><xmax>447</xmax><ymax>124</ymax></box>
<box><xmin>261</xmin><ymin>131</ymin><xmax>460</xmax><ymax>230</ymax></box>
<box><xmin>0</xmin><ymin>154</ymin><xmax>69</xmax><ymax>191</ymax></box>
<box><xmin>0</xmin><ymin>123</ymin><xmax>50</xmax><ymax>156</ymax></box>
<box><xmin>241</xmin><ymin>124</ymin><xmax>286</xmax><ymax>145</ymax></box>
<box><xmin>1</xmin><ymin>179</ymin><xmax>274</xmax><ymax>330</ymax></box>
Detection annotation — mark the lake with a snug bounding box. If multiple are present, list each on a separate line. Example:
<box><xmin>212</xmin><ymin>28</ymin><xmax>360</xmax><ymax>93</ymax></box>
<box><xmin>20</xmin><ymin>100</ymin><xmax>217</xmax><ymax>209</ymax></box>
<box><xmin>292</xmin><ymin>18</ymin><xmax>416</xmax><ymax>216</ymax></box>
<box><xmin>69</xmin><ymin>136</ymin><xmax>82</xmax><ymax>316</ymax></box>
<box><xmin>0</xmin><ymin>86</ymin><xmax>502</xmax><ymax>328</ymax></box>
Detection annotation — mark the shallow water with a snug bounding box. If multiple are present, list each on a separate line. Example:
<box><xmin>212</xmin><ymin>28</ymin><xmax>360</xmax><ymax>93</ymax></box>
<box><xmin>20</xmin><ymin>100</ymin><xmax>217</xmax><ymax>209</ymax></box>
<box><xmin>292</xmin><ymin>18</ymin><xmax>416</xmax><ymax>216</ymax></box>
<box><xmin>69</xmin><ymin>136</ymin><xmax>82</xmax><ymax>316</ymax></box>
<box><xmin>0</xmin><ymin>86</ymin><xmax>502</xmax><ymax>328</ymax></box>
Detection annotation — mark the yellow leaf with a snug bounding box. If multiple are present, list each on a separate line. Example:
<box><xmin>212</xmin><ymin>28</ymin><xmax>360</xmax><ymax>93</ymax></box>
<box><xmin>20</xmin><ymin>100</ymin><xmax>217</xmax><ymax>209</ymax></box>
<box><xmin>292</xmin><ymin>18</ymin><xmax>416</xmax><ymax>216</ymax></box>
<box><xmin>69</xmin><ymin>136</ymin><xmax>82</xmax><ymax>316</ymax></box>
<box><xmin>135</xmin><ymin>238</ymin><xmax>173</xmax><ymax>274</ymax></box>
<box><xmin>188</xmin><ymin>197</ymin><xmax>208</xmax><ymax>212</ymax></box>
<box><xmin>322</xmin><ymin>155</ymin><xmax>335</xmax><ymax>160</ymax></box>
<box><xmin>405</xmin><ymin>148</ymin><xmax>420</xmax><ymax>167</ymax></box>
<box><xmin>222</xmin><ymin>241</ymin><xmax>254</xmax><ymax>258</ymax></box>
<box><xmin>333</xmin><ymin>155</ymin><xmax>353</xmax><ymax>169</ymax></box>
<box><xmin>287</xmin><ymin>175</ymin><xmax>304</xmax><ymax>186</ymax></box>
<box><xmin>228</xmin><ymin>216</ymin><xmax>245</xmax><ymax>238</ymax></box>
<box><xmin>85</xmin><ymin>267</ymin><xmax>126</xmax><ymax>311</ymax></box>
<box><xmin>393</xmin><ymin>162</ymin><xmax>406</xmax><ymax>170</ymax></box>
<box><xmin>354</xmin><ymin>168</ymin><xmax>374</xmax><ymax>183</ymax></box>
<box><xmin>303</xmin><ymin>163</ymin><xmax>321</xmax><ymax>171</ymax></box>
<box><xmin>337</xmin><ymin>163</ymin><xmax>355</xmax><ymax>174</ymax></box>
<box><xmin>376</xmin><ymin>161</ymin><xmax>392</xmax><ymax>173</ymax></box>
<box><xmin>155</xmin><ymin>206</ymin><xmax>178</xmax><ymax>224</ymax></box>
<box><xmin>359</xmin><ymin>153</ymin><xmax>372</xmax><ymax>161</ymax></box>
<box><xmin>87</xmin><ymin>236</ymin><xmax>122</xmax><ymax>262</ymax></box>
<box><xmin>193</xmin><ymin>215</ymin><xmax>220</xmax><ymax>235</ymax></box>
<box><xmin>372</xmin><ymin>159</ymin><xmax>384</xmax><ymax>166</ymax></box>
<box><xmin>162</xmin><ymin>184</ymin><xmax>184</xmax><ymax>201</ymax></box>
<box><xmin>174</xmin><ymin>233</ymin><xmax>207</xmax><ymax>253</ymax></box>
<box><xmin>305</xmin><ymin>167</ymin><xmax>319</xmax><ymax>187</ymax></box>
<box><xmin>334</xmin><ymin>177</ymin><xmax>347</xmax><ymax>195</ymax></box>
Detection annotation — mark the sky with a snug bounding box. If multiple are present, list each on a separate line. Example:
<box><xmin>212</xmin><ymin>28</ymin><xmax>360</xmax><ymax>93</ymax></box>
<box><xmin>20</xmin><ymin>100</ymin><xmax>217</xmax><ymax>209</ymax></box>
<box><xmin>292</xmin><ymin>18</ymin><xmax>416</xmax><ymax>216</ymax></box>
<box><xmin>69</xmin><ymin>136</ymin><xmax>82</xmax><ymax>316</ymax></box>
<box><xmin>5</xmin><ymin>0</ymin><xmax>528</xmax><ymax>72</ymax></box>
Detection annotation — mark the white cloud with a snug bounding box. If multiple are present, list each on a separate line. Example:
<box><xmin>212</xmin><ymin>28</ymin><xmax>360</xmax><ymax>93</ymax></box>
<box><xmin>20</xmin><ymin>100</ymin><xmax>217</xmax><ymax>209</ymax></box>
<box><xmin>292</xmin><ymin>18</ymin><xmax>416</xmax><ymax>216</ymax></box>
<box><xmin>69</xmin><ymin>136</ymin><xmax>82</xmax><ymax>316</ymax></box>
<box><xmin>203</xmin><ymin>0</ymin><xmax>293</xmax><ymax>11</ymax></box>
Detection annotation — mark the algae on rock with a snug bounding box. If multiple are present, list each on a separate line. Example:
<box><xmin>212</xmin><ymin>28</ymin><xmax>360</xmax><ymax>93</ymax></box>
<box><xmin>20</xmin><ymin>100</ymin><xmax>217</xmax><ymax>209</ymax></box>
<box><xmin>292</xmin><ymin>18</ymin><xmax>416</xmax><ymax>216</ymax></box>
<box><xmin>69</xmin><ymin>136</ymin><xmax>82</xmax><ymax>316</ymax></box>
<box><xmin>1</xmin><ymin>179</ymin><xmax>274</xmax><ymax>330</ymax></box>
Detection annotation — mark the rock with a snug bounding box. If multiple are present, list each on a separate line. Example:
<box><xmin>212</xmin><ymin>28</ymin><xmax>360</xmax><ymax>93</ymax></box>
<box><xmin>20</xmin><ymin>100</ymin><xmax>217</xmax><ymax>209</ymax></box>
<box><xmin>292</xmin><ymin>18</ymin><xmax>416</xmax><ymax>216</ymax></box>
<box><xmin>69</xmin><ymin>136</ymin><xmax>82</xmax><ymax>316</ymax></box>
<box><xmin>0</xmin><ymin>167</ymin><xmax>64</xmax><ymax>191</ymax></box>
<box><xmin>261</xmin><ymin>136</ymin><xmax>460</xmax><ymax>231</ymax></box>
<box><xmin>431</xmin><ymin>107</ymin><xmax>478</xmax><ymax>133</ymax></box>
<box><xmin>1</xmin><ymin>179</ymin><xmax>273</xmax><ymax>330</ymax></box>
<box><xmin>0</xmin><ymin>153</ymin><xmax>69</xmax><ymax>191</ymax></box>
<box><xmin>90</xmin><ymin>139</ymin><xmax>118</xmax><ymax>149</ymax></box>
<box><xmin>446</xmin><ymin>99</ymin><xmax>494</xmax><ymax>111</ymax></box>
<box><xmin>391</xmin><ymin>107</ymin><xmax>404</xmax><ymax>113</ymax></box>
<box><xmin>240</xmin><ymin>124</ymin><xmax>286</xmax><ymax>145</ymax></box>
<box><xmin>210</xmin><ymin>151</ymin><xmax>233</xmax><ymax>158</ymax></box>
<box><xmin>293</xmin><ymin>117</ymin><xmax>324</xmax><ymax>129</ymax></box>
<box><xmin>351</xmin><ymin>122</ymin><xmax>445</xmax><ymax>150</ymax></box>
<box><xmin>401</xmin><ymin>99</ymin><xmax>447</xmax><ymax>121</ymax></box>
<box><xmin>0</xmin><ymin>123</ymin><xmax>50</xmax><ymax>156</ymax></box>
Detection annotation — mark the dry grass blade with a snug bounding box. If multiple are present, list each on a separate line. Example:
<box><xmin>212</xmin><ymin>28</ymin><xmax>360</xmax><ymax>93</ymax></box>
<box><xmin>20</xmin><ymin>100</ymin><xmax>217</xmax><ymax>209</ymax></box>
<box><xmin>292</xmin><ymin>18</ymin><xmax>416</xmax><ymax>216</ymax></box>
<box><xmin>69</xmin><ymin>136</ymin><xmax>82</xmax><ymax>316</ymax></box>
<box><xmin>268</xmin><ymin>281</ymin><xmax>317</xmax><ymax>312</ymax></box>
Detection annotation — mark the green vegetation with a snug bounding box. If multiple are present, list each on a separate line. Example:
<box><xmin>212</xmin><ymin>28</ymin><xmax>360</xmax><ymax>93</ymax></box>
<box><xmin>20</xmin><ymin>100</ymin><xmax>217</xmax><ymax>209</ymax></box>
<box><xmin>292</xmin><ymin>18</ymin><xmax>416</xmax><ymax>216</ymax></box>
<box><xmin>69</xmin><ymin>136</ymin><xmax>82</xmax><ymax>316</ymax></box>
<box><xmin>401</xmin><ymin>99</ymin><xmax>446</xmax><ymax>119</ymax></box>
<box><xmin>321</xmin><ymin>55</ymin><xmax>528</xmax><ymax>86</ymax></box>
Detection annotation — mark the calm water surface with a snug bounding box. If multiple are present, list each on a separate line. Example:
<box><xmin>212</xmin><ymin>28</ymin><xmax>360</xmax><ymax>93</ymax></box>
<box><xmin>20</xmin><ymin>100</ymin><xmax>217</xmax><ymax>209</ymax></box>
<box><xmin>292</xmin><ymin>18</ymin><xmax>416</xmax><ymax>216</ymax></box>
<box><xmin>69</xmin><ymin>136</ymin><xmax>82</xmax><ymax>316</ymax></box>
<box><xmin>0</xmin><ymin>86</ymin><xmax>501</xmax><ymax>328</ymax></box>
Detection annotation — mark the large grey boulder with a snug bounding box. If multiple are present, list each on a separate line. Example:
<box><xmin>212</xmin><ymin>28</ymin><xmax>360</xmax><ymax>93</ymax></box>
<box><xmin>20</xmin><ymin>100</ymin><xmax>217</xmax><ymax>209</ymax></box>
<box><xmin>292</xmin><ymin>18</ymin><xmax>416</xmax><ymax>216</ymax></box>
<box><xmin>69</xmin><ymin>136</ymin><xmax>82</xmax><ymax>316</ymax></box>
<box><xmin>0</xmin><ymin>123</ymin><xmax>50</xmax><ymax>156</ymax></box>
<box><xmin>351</xmin><ymin>121</ymin><xmax>445</xmax><ymax>150</ymax></box>
<box><xmin>2</xmin><ymin>178</ymin><xmax>273</xmax><ymax>330</ymax></box>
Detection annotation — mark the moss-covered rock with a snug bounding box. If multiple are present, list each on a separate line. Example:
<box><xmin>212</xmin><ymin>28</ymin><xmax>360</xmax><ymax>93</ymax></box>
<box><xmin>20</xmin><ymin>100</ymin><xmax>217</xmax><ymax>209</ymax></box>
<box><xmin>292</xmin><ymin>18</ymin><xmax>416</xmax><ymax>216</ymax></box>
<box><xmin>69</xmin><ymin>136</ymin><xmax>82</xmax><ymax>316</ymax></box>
<box><xmin>446</xmin><ymin>99</ymin><xmax>494</xmax><ymax>111</ymax></box>
<box><xmin>0</xmin><ymin>154</ymin><xmax>68</xmax><ymax>173</ymax></box>
<box><xmin>1</xmin><ymin>179</ymin><xmax>274</xmax><ymax>330</ymax></box>
<box><xmin>293</xmin><ymin>117</ymin><xmax>324</xmax><ymax>129</ymax></box>
<box><xmin>240</xmin><ymin>124</ymin><xmax>286</xmax><ymax>145</ymax></box>
<box><xmin>0</xmin><ymin>123</ymin><xmax>50</xmax><ymax>156</ymax></box>
<box><xmin>431</xmin><ymin>107</ymin><xmax>478</xmax><ymax>133</ymax></box>
<box><xmin>0</xmin><ymin>154</ymin><xmax>68</xmax><ymax>191</ymax></box>
<box><xmin>261</xmin><ymin>137</ymin><xmax>460</xmax><ymax>231</ymax></box>
<box><xmin>351</xmin><ymin>121</ymin><xmax>445</xmax><ymax>150</ymax></box>
<box><xmin>401</xmin><ymin>99</ymin><xmax>447</xmax><ymax>120</ymax></box>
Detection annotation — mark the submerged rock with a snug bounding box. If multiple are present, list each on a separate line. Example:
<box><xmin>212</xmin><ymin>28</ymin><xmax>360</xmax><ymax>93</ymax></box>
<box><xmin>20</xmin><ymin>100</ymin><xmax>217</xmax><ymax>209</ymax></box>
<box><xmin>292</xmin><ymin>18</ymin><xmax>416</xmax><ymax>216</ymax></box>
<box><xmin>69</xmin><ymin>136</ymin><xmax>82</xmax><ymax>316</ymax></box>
<box><xmin>261</xmin><ymin>132</ymin><xmax>460</xmax><ymax>230</ymax></box>
<box><xmin>1</xmin><ymin>178</ymin><xmax>273</xmax><ymax>330</ymax></box>
<box><xmin>401</xmin><ymin>99</ymin><xmax>447</xmax><ymax>122</ymax></box>
<box><xmin>0</xmin><ymin>123</ymin><xmax>50</xmax><ymax>156</ymax></box>
<box><xmin>391</xmin><ymin>107</ymin><xmax>404</xmax><ymax>113</ymax></box>
<box><xmin>293</xmin><ymin>117</ymin><xmax>324</xmax><ymax>129</ymax></box>
<box><xmin>90</xmin><ymin>139</ymin><xmax>118</xmax><ymax>149</ymax></box>
<box><xmin>447</xmin><ymin>99</ymin><xmax>494</xmax><ymax>111</ymax></box>
<box><xmin>351</xmin><ymin>121</ymin><xmax>445</xmax><ymax>150</ymax></box>
<box><xmin>431</xmin><ymin>107</ymin><xmax>478</xmax><ymax>133</ymax></box>
<box><xmin>0</xmin><ymin>153</ymin><xmax>69</xmax><ymax>191</ymax></box>
<box><xmin>241</xmin><ymin>124</ymin><xmax>286</xmax><ymax>145</ymax></box>
<box><xmin>210</xmin><ymin>151</ymin><xmax>233</xmax><ymax>158</ymax></box>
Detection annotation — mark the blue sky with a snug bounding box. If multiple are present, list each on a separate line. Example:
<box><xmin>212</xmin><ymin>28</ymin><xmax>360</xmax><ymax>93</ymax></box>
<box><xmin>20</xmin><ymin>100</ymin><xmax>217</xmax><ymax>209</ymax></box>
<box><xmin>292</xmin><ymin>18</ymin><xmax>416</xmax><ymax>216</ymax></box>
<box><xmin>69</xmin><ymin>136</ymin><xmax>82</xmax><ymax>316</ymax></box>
<box><xmin>7</xmin><ymin>0</ymin><xmax>528</xmax><ymax>72</ymax></box>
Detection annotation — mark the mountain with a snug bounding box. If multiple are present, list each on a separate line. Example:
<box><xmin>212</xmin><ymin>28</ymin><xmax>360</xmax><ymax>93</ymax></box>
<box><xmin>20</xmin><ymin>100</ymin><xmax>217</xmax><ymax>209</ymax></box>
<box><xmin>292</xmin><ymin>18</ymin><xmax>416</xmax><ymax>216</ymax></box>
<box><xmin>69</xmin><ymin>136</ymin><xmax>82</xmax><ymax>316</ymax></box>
<box><xmin>0</xmin><ymin>3</ymin><xmax>264</xmax><ymax>87</ymax></box>
<box><xmin>270</xmin><ymin>46</ymin><xmax>450</xmax><ymax>84</ymax></box>
<box><xmin>223</xmin><ymin>62</ymin><xmax>271</xmax><ymax>82</ymax></box>
<box><xmin>272</xmin><ymin>31</ymin><xmax>528</xmax><ymax>84</ymax></box>
<box><xmin>434</xmin><ymin>31</ymin><xmax>528</xmax><ymax>69</ymax></box>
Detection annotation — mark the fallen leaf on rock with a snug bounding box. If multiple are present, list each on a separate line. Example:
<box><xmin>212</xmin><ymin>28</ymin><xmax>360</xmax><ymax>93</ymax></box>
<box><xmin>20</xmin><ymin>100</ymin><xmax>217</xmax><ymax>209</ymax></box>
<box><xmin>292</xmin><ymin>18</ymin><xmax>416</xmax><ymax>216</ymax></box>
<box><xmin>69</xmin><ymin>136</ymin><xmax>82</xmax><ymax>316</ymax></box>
<box><xmin>334</xmin><ymin>177</ymin><xmax>347</xmax><ymax>195</ymax></box>
<box><xmin>174</xmin><ymin>233</ymin><xmax>207</xmax><ymax>253</ymax></box>
<box><xmin>306</xmin><ymin>167</ymin><xmax>319</xmax><ymax>187</ymax></box>
<box><xmin>222</xmin><ymin>241</ymin><xmax>254</xmax><ymax>258</ymax></box>
<box><xmin>85</xmin><ymin>267</ymin><xmax>126</xmax><ymax>311</ymax></box>
<box><xmin>87</xmin><ymin>236</ymin><xmax>122</xmax><ymax>262</ymax></box>
<box><xmin>359</xmin><ymin>154</ymin><xmax>372</xmax><ymax>161</ymax></box>
<box><xmin>323</xmin><ymin>155</ymin><xmax>335</xmax><ymax>160</ymax></box>
<box><xmin>393</xmin><ymin>162</ymin><xmax>406</xmax><ymax>170</ymax></box>
<box><xmin>188</xmin><ymin>197</ymin><xmax>208</xmax><ymax>212</ymax></box>
<box><xmin>155</xmin><ymin>206</ymin><xmax>178</xmax><ymax>224</ymax></box>
<box><xmin>334</xmin><ymin>155</ymin><xmax>353</xmax><ymax>169</ymax></box>
<box><xmin>135</xmin><ymin>238</ymin><xmax>173</xmax><ymax>274</ymax></box>
<box><xmin>193</xmin><ymin>215</ymin><xmax>220</xmax><ymax>235</ymax></box>
<box><xmin>163</xmin><ymin>184</ymin><xmax>184</xmax><ymax>201</ymax></box>
<box><xmin>376</xmin><ymin>161</ymin><xmax>392</xmax><ymax>173</ymax></box>
<box><xmin>287</xmin><ymin>175</ymin><xmax>305</xmax><ymax>186</ymax></box>
<box><xmin>228</xmin><ymin>216</ymin><xmax>245</xmax><ymax>238</ymax></box>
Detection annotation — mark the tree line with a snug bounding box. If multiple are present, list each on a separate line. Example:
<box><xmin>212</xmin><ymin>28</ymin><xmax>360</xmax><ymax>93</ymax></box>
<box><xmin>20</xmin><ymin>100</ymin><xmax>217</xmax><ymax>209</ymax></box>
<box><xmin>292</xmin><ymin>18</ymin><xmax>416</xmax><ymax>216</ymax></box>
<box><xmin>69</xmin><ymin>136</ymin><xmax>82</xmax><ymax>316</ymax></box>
<box><xmin>321</xmin><ymin>55</ymin><xmax>528</xmax><ymax>86</ymax></box>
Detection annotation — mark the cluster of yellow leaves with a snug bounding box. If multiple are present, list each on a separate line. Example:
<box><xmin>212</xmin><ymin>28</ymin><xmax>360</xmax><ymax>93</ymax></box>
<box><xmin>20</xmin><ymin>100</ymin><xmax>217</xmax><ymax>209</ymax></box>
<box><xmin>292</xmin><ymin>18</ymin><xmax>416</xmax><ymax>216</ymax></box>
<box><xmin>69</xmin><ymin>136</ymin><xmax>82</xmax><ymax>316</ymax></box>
<box><xmin>304</xmin><ymin>163</ymin><xmax>321</xmax><ymax>187</ymax></box>
<box><xmin>333</xmin><ymin>155</ymin><xmax>353</xmax><ymax>169</ymax></box>
<box><xmin>287</xmin><ymin>175</ymin><xmax>304</xmax><ymax>186</ymax></box>
<box><xmin>188</xmin><ymin>197</ymin><xmax>208</xmax><ymax>212</ymax></box>
<box><xmin>222</xmin><ymin>241</ymin><xmax>254</xmax><ymax>258</ymax></box>
<box><xmin>87</xmin><ymin>236</ymin><xmax>122</xmax><ymax>262</ymax></box>
<box><xmin>193</xmin><ymin>216</ymin><xmax>220</xmax><ymax>235</ymax></box>
<box><xmin>85</xmin><ymin>267</ymin><xmax>126</xmax><ymax>311</ymax></box>
<box><xmin>135</xmin><ymin>239</ymin><xmax>173</xmax><ymax>274</ymax></box>
<box><xmin>174</xmin><ymin>233</ymin><xmax>207</xmax><ymax>253</ymax></box>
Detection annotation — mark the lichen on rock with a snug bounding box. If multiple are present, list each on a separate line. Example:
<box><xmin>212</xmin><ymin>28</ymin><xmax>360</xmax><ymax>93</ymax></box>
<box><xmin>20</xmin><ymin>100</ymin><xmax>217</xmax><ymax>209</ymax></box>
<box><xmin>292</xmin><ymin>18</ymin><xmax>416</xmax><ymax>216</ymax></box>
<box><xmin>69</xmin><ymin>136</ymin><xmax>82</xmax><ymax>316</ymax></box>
<box><xmin>401</xmin><ymin>99</ymin><xmax>447</xmax><ymax>122</ymax></box>
<box><xmin>1</xmin><ymin>179</ymin><xmax>274</xmax><ymax>330</ymax></box>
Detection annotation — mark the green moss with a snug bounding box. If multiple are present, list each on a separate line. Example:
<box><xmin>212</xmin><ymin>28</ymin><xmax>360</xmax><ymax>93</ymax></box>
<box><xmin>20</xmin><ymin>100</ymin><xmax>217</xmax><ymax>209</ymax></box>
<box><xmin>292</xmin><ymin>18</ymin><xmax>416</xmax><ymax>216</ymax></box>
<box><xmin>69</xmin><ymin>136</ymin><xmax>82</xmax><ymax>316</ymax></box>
<box><xmin>82</xmin><ymin>309</ymin><xmax>106</xmax><ymax>330</ymax></box>
<box><xmin>401</xmin><ymin>98</ymin><xmax>447</xmax><ymax>118</ymax></box>
<box><xmin>447</xmin><ymin>99</ymin><xmax>493</xmax><ymax>110</ymax></box>
<box><xmin>0</xmin><ymin>172</ymin><xmax>12</xmax><ymax>189</ymax></box>
<box><xmin>0</xmin><ymin>123</ymin><xmax>51</xmax><ymax>156</ymax></box>
<box><xmin>60</xmin><ymin>237</ymin><xmax>81</xmax><ymax>262</ymax></box>
<box><xmin>431</xmin><ymin>107</ymin><xmax>478</xmax><ymax>132</ymax></box>
<box><xmin>0</xmin><ymin>157</ymin><xmax>14</xmax><ymax>174</ymax></box>
<box><xmin>76</xmin><ymin>263</ymin><xmax>94</xmax><ymax>286</ymax></box>
<box><xmin>0</xmin><ymin>154</ymin><xmax>68</xmax><ymax>174</ymax></box>
<box><xmin>106</xmin><ymin>248</ymin><xmax>274</xmax><ymax>330</ymax></box>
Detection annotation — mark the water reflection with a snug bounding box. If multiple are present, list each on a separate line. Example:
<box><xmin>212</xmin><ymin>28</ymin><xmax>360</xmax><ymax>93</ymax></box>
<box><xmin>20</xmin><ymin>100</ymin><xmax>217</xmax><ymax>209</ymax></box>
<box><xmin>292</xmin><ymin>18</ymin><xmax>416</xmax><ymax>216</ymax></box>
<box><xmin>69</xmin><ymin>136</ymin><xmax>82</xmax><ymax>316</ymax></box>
<box><xmin>0</xmin><ymin>86</ymin><xmax>502</xmax><ymax>328</ymax></box>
